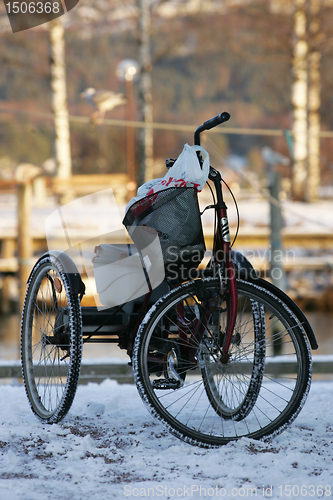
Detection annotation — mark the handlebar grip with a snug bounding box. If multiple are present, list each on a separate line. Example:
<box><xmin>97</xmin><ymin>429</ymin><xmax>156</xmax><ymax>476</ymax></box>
<box><xmin>194</xmin><ymin>112</ymin><xmax>230</xmax><ymax>145</ymax></box>
<box><xmin>201</xmin><ymin>112</ymin><xmax>230</xmax><ymax>131</ymax></box>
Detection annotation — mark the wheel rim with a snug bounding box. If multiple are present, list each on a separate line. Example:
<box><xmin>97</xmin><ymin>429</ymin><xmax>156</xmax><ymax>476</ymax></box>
<box><xmin>200</xmin><ymin>298</ymin><xmax>265</xmax><ymax>420</ymax></box>
<box><xmin>135</xmin><ymin>280</ymin><xmax>311</xmax><ymax>446</ymax></box>
<box><xmin>22</xmin><ymin>263</ymin><xmax>75</xmax><ymax>419</ymax></box>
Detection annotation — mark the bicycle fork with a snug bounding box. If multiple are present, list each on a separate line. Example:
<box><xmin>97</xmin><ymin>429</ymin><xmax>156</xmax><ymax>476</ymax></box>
<box><xmin>174</xmin><ymin>208</ymin><xmax>238</xmax><ymax>368</ymax></box>
<box><xmin>217</xmin><ymin>206</ymin><xmax>238</xmax><ymax>363</ymax></box>
<box><xmin>193</xmin><ymin>167</ymin><xmax>238</xmax><ymax>364</ymax></box>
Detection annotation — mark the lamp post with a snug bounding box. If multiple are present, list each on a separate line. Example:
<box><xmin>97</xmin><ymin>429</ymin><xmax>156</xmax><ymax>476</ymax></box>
<box><xmin>116</xmin><ymin>59</ymin><xmax>139</xmax><ymax>195</ymax></box>
<box><xmin>262</xmin><ymin>146</ymin><xmax>290</xmax><ymax>293</ymax></box>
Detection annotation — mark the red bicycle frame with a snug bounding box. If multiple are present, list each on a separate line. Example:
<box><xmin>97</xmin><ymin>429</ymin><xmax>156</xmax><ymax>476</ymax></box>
<box><xmin>128</xmin><ymin>112</ymin><xmax>238</xmax><ymax>365</ymax></box>
<box><xmin>214</xmin><ymin>181</ymin><xmax>238</xmax><ymax>363</ymax></box>
<box><xmin>194</xmin><ymin>113</ymin><xmax>238</xmax><ymax>363</ymax></box>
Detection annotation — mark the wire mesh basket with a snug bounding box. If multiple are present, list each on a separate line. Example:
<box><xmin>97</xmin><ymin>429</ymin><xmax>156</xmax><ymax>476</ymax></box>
<box><xmin>123</xmin><ymin>187</ymin><xmax>205</xmax><ymax>281</ymax></box>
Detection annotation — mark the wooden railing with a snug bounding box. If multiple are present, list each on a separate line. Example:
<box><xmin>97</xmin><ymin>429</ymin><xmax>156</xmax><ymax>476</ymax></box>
<box><xmin>51</xmin><ymin>173</ymin><xmax>136</xmax><ymax>202</ymax></box>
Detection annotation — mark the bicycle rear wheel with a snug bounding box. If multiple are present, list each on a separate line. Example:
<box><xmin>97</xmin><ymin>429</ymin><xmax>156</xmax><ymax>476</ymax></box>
<box><xmin>21</xmin><ymin>256</ymin><xmax>82</xmax><ymax>424</ymax></box>
<box><xmin>133</xmin><ymin>277</ymin><xmax>312</xmax><ymax>447</ymax></box>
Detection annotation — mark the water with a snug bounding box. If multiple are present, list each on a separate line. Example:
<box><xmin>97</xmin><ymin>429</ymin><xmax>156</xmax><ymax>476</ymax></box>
<box><xmin>305</xmin><ymin>311</ymin><xmax>333</xmax><ymax>354</ymax></box>
<box><xmin>0</xmin><ymin>313</ymin><xmax>129</xmax><ymax>362</ymax></box>
<box><xmin>0</xmin><ymin>311</ymin><xmax>332</xmax><ymax>362</ymax></box>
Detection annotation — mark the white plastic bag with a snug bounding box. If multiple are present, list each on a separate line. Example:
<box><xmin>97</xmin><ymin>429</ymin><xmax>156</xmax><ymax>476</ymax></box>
<box><xmin>126</xmin><ymin>144</ymin><xmax>209</xmax><ymax>210</ymax></box>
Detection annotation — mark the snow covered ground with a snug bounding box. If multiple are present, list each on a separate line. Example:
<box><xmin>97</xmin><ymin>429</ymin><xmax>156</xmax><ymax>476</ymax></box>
<box><xmin>0</xmin><ymin>194</ymin><xmax>332</xmax><ymax>499</ymax></box>
<box><xmin>0</xmin><ymin>379</ymin><xmax>332</xmax><ymax>500</ymax></box>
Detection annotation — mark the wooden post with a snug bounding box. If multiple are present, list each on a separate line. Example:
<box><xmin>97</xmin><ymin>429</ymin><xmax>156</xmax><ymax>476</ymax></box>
<box><xmin>17</xmin><ymin>182</ymin><xmax>33</xmax><ymax>313</ymax></box>
<box><xmin>269</xmin><ymin>166</ymin><xmax>287</xmax><ymax>356</ymax></box>
<box><xmin>15</xmin><ymin>164</ymin><xmax>41</xmax><ymax>314</ymax></box>
<box><xmin>125</xmin><ymin>77</ymin><xmax>137</xmax><ymax>200</ymax></box>
<box><xmin>261</xmin><ymin>147</ymin><xmax>289</xmax><ymax>293</ymax></box>
<box><xmin>0</xmin><ymin>239</ymin><xmax>16</xmax><ymax>315</ymax></box>
<box><xmin>33</xmin><ymin>176</ymin><xmax>47</xmax><ymax>207</ymax></box>
<box><xmin>269</xmin><ymin>169</ymin><xmax>286</xmax><ymax>292</ymax></box>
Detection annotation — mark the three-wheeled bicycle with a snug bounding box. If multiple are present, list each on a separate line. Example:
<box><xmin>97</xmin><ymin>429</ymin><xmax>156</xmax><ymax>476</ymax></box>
<box><xmin>21</xmin><ymin>113</ymin><xmax>318</xmax><ymax>448</ymax></box>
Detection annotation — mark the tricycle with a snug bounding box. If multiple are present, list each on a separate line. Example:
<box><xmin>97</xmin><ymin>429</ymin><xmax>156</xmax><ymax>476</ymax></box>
<box><xmin>20</xmin><ymin>113</ymin><xmax>317</xmax><ymax>447</ymax></box>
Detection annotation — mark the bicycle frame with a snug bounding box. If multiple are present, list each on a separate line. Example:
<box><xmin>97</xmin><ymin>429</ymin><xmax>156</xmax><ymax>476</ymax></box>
<box><xmin>169</xmin><ymin>167</ymin><xmax>238</xmax><ymax>367</ymax></box>
<box><xmin>208</xmin><ymin>167</ymin><xmax>238</xmax><ymax>363</ymax></box>
<box><xmin>194</xmin><ymin>112</ymin><xmax>238</xmax><ymax>363</ymax></box>
<box><xmin>143</xmin><ymin>113</ymin><xmax>238</xmax><ymax>368</ymax></box>
<box><xmin>80</xmin><ymin>112</ymin><xmax>238</xmax><ymax>365</ymax></box>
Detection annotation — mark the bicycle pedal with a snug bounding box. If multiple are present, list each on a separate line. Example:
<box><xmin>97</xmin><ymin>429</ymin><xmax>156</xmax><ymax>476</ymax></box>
<box><xmin>152</xmin><ymin>378</ymin><xmax>181</xmax><ymax>390</ymax></box>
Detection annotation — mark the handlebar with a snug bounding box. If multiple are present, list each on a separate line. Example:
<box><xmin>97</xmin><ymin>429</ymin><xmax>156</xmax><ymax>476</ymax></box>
<box><xmin>194</xmin><ymin>112</ymin><xmax>230</xmax><ymax>145</ymax></box>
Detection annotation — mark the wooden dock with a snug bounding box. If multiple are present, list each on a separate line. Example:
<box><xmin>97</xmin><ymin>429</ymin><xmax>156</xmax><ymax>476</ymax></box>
<box><xmin>0</xmin><ymin>174</ymin><xmax>332</xmax><ymax>312</ymax></box>
<box><xmin>0</xmin><ymin>172</ymin><xmax>135</xmax><ymax>312</ymax></box>
<box><xmin>1</xmin><ymin>230</ymin><xmax>332</xmax><ymax>274</ymax></box>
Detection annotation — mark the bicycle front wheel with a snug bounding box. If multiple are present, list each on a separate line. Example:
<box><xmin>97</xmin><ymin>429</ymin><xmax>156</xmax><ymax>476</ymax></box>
<box><xmin>133</xmin><ymin>278</ymin><xmax>312</xmax><ymax>447</ymax></box>
<box><xmin>21</xmin><ymin>256</ymin><xmax>82</xmax><ymax>424</ymax></box>
<box><xmin>200</xmin><ymin>296</ymin><xmax>265</xmax><ymax>421</ymax></box>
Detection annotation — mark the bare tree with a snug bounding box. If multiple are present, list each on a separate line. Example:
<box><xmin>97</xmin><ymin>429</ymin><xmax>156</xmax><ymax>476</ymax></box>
<box><xmin>137</xmin><ymin>0</ymin><xmax>154</xmax><ymax>185</ymax></box>
<box><xmin>50</xmin><ymin>18</ymin><xmax>72</xmax><ymax>201</ymax></box>
<box><xmin>291</xmin><ymin>0</ymin><xmax>308</xmax><ymax>201</ymax></box>
<box><xmin>307</xmin><ymin>0</ymin><xmax>321</xmax><ymax>201</ymax></box>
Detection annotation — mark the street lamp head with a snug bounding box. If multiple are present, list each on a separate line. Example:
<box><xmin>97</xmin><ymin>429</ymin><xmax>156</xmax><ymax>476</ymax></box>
<box><xmin>116</xmin><ymin>59</ymin><xmax>140</xmax><ymax>83</ymax></box>
<box><xmin>126</xmin><ymin>65</ymin><xmax>138</xmax><ymax>81</ymax></box>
